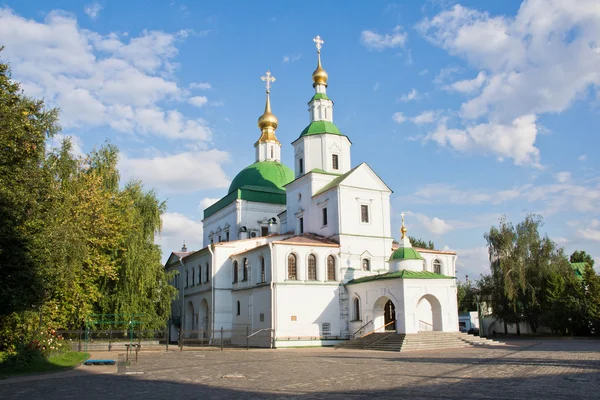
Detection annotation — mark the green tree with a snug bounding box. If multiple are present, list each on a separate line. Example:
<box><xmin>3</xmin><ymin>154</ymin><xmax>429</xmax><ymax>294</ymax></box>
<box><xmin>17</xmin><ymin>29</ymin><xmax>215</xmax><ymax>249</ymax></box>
<box><xmin>408</xmin><ymin>236</ymin><xmax>435</xmax><ymax>250</ymax></box>
<box><xmin>457</xmin><ymin>280</ymin><xmax>477</xmax><ymax>312</ymax></box>
<box><xmin>0</xmin><ymin>50</ymin><xmax>60</xmax><ymax>316</ymax></box>
<box><xmin>570</xmin><ymin>250</ymin><xmax>595</xmax><ymax>268</ymax></box>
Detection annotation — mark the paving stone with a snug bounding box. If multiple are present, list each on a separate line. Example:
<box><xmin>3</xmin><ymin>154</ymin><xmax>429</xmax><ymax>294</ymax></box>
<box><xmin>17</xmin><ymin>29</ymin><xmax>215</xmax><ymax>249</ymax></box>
<box><xmin>0</xmin><ymin>340</ymin><xmax>599</xmax><ymax>399</ymax></box>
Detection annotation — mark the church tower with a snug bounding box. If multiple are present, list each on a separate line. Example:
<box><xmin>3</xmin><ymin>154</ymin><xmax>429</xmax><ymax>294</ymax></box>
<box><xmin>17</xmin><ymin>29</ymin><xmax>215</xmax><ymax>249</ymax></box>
<box><xmin>255</xmin><ymin>71</ymin><xmax>281</xmax><ymax>162</ymax></box>
<box><xmin>292</xmin><ymin>36</ymin><xmax>351</xmax><ymax>178</ymax></box>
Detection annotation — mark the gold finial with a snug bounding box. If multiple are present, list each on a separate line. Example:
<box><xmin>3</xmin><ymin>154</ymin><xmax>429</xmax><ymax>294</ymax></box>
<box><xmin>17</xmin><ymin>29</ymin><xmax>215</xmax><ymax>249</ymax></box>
<box><xmin>312</xmin><ymin>35</ymin><xmax>328</xmax><ymax>86</ymax></box>
<box><xmin>257</xmin><ymin>70</ymin><xmax>280</xmax><ymax>144</ymax></box>
<box><xmin>400</xmin><ymin>212</ymin><xmax>407</xmax><ymax>239</ymax></box>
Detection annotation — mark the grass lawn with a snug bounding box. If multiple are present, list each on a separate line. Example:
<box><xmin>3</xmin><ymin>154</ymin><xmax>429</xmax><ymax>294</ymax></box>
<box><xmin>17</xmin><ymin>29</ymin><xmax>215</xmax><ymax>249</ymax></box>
<box><xmin>0</xmin><ymin>351</ymin><xmax>90</xmax><ymax>378</ymax></box>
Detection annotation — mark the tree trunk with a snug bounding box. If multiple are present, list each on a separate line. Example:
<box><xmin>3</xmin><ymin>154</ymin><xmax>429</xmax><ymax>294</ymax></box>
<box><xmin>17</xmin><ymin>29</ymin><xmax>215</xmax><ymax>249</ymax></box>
<box><xmin>503</xmin><ymin>320</ymin><xmax>508</xmax><ymax>334</ymax></box>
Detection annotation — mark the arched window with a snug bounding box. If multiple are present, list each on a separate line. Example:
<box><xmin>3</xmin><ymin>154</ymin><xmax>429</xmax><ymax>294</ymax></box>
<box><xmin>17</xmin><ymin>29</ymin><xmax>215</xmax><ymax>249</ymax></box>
<box><xmin>308</xmin><ymin>254</ymin><xmax>317</xmax><ymax>280</ymax></box>
<box><xmin>236</xmin><ymin>301</ymin><xmax>241</xmax><ymax>316</ymax></box>
<box><xmin>260</xmin><ymin>256</ymin><xmax>266</xmax><ymax>283</ymax></box>
<box><xmin>433</xmin><ymin>259</ymin><xmax>442</xmax><ymax>274</ymax></box>
<box><xmin>327</xmin><ymin>255</ymin><xmax>336</xmax><ymax>281</ymax></box>
<box><xmin>362</xmin><ymin>258</ymin><xmax>370</xmax><ymax>271</ymax></box>
<box><xmin>185</xmin><ymin>270</ymin><xmax>189</xmax><ymax>287</ymax></box>
<box><xmin>206</xmin><ymin>262</ymin><xmax>210</xmax><ymax>282</ymax></box>
<box><xmin>233</xmin><ymin>261</ymin><xmax>238</xmax><ymax>283</ymax></box>
<box><xmin>242</xmin><ymin>258</ymin><xmax>249</xmax><ymax>281</ymax></box>
<box><xmin>353</xmin><ymin>298</ymin><xmax>361</xmax><ymax>321</ymax></box>
<box><xmin>288</xmin><ymin>254</ymin><xmax>297</xmax><ymax>280</ymax></box>
<box><xmin>191</xmin><ymin>268</ymin><xmax>195</xmax><ymax>286</ymax></box>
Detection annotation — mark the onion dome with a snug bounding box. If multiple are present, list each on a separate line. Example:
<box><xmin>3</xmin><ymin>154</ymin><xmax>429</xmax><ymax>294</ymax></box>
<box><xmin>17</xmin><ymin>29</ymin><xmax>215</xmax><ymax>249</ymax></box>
<box><xmin>228</xmin><ymin>161</ymin><xmax>294</xmax><ymax>194</ymax></box>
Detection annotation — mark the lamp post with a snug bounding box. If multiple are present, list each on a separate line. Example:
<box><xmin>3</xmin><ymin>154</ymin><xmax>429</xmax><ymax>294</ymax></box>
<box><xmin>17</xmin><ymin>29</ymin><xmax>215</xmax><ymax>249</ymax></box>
<box><xmin>473</xmin><ymin>288</ymin><xmax>483</xmax><ymax>337</ymax></box>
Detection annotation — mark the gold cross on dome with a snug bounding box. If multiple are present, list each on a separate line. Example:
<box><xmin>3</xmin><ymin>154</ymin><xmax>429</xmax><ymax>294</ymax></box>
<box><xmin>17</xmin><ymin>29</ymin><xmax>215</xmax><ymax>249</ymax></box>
<box><xmin>313</xmin><ymin>35</ymin><xmax>324</xmax><ymax>52</ymax></box>
<box><xmin>401</xmin><ymin>212</ymin><xmax>405</xmax><ymax>224</ymax></box>
<box><xmin>261</xmin><ymin>70</ymin><xmax>276</xmax><ymax>92</ymax></box>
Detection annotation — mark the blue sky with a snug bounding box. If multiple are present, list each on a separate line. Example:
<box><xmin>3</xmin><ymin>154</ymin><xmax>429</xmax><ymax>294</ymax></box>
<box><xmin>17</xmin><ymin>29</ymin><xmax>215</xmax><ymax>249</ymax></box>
<box><xmin>1</xmin><ymin>1</ymin><xmax>599</xmax><ymax>279</ymax></box>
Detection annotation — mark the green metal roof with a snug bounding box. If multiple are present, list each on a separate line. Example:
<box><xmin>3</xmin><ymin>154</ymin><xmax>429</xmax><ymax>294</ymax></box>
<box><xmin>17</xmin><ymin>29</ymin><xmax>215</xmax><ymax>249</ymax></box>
<box><xmin>228</xmin><ymin>161</ymin><xmax>293</xmax><ymax>194</ymax></box>
<box><xmin>570</xmin><ymin>262</ymin><xmax>587</xmax><ymax>280</ymax></box>
<box><xmin>203</xmin><ymin>186</ymin><xmax>287</xmax><ymax>219</ymax></box>
<box><xmin>346</xmin><ymin>270</ymin><xmax>453</xmax><ymax>285</ymax></box>
<box><xmin>309</xmin><ymin>168</ymin><xmax>342</xmax><ymax>176</ymax></box>
<box><xmin>308</xmin><ymin>93</ymin><xmax>332</xmax><ymax>103</ymax></box>
<box><xmin>389</xmin><ymin>247</ymin><xmax>424</xmax><ymax>261</ymax></box>
<box><xmin>299</xmin><ymin>120</ymin><xmax>343</xmax><ymax>138</ymax></box>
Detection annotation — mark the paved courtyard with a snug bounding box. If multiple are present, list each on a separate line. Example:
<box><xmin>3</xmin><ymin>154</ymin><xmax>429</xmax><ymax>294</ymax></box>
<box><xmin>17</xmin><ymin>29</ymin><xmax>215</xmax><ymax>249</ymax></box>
<box><xmin>1</xmin><ymin>339</ymin><xmax>599</xmax><ymax>399</ymax></box>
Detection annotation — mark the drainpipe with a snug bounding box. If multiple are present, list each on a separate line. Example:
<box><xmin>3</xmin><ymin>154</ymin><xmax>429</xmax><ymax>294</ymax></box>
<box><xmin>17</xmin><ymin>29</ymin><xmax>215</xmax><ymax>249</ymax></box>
<box><xmin>208</xmin><ymin>244</ymin><xmax>215</xmax><ymax>340</ymax></box>
<box><xmin>178</xmin><ymin>257</ymin><xmax>186</xmax><ymax>337</ymax></box>
<box><xmin>269</xmin><ymin>241</ymin><xmax>276</xmax><ymax>348</ymax></box>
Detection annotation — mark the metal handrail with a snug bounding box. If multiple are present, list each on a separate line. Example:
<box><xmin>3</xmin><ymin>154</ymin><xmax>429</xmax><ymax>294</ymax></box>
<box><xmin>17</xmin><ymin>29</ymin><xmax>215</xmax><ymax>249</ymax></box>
<box><xmin>363</xmin><ymin>332</ymin><xmax>397</xmax><ymax>350</ymax></box>
<box><xmin>418</xmin><ymin>320</ymin><xmax>433</xmax><ymax>327</ymax></box>
<box><xmin>247</xmin><ymin>328</ymin><xmax>272</xmax><ymax>339</ymax></box>
<box><xmin>360</xmin><ymin>320</ymin><xmax>396</xmax><ymax>339</ymax></box>
<box><xmin>352</xmin><ymin>320</ymin><xmax>373</xmax><ymax>338</ymax></box>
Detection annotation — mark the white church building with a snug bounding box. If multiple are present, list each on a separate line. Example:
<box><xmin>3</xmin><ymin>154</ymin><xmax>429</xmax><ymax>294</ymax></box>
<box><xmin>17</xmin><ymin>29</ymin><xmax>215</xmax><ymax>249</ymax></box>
<box><xmin>165</xmin><ymin>36</ymin><xmax>459</xmax><ymax>347</ymax></box>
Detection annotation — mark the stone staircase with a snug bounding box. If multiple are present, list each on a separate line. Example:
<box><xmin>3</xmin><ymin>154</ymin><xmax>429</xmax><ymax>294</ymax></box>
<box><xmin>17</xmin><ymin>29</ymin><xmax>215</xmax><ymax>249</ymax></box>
<box><xmin>335</xmin><ymin>331</ymin><xmax>505</xmax><ymax>352</ymax></box>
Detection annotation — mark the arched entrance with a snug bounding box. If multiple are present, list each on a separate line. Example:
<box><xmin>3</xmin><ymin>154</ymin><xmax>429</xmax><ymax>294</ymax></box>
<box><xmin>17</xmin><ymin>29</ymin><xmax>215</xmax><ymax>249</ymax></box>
<box><xmin>416</xmin><ymin>294</ymin><xmax>443</xmax><ymax>331</ymax></box>
<box><xmin>185</xmin><ymin>301</ymin><xmax>195</xmax><ymax>334</ymax></box>
<box><xmin>199</xmin><ymin>299</ymin><xmax>210</xmax><ymax>338</ymax></box>
<box><xmin>373</xmin><ymin>296</ymin><xmax>397</xmax><ymax>332</ymax></box>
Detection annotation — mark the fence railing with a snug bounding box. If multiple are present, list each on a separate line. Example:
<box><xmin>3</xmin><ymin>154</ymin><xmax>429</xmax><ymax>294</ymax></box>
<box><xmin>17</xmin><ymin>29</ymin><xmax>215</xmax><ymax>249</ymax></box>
<box><xmin>57</xmin><ymin>327</ymin><xmax>274</xmax><ymax>351</ymax></box>
<box><xmin>419</xmin><ymin>320</ymin><xmax>434</xmax><ymax>332</ymax></box>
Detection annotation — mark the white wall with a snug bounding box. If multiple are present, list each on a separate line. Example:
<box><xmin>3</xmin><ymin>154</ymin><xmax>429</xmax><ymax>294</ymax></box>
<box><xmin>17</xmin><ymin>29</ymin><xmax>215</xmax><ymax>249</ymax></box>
<box><xmin>293</xmin><ymin>134</ymin><xmax>352</xmax><ymax>177</ymax></box>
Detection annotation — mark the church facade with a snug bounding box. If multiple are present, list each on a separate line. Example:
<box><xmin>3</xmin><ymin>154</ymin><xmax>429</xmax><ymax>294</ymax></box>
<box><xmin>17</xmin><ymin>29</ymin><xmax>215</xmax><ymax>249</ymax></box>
<box><xmin>165</xmin><ymin>37</ymin><xmax>459</xmax><ymax>347</ymax></box>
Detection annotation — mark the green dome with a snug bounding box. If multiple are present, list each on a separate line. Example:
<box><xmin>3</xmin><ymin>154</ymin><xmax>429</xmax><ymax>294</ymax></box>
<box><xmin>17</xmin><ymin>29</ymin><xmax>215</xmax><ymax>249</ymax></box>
<box><xmin>299</xmin><ymin>120</ymin><xmax>343</xmax><ymax>138</ymax></box>
<box><xmin>228</xmin><ymin>161</ymin><xmax>294</xmax><ymax>194</ymax></box>
<box><xmin>389</xmin><ymin>247</ymin><xmax>423</xmax><ymax>261</ymax></box>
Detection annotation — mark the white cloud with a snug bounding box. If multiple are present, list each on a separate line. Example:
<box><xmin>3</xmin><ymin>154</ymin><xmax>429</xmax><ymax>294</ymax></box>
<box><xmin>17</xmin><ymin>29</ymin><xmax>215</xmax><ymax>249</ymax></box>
<box><xmin>453</xmin><ymin>246</ymin><xmax>490</xmax><ymax>280</ymax></box>
<box><xmin>0</xmin><ymin>8</ymin><xmax>210</xmax><ymax>144</ymax></box>
<box><xmin>188</xmin><ymin>96</ymin><xmax>208</xmax><ymax>107</ymax></box>
<box><xmin>392</xmin><ymin>112</ymin><xmax>406</xmax><ymax>124</ymax></box>
<box><xmin>577</xmin><ymin>219</ymin><xmax>600</xmax><ymax>242</ymax></box>
<box><xmin>361</xmin><ymin>25</ymin><xmax>407</xmax><ymax>51</ymax></box>
<box><xmin>412</xmin><ymin>110</ymin><xmax>439</xmax><ymax>124</ymax></box>
<box><xmin>578</xmin><ymin>154</ymin><xmax>587</xmax><ymax>161</ymax></box>
<box><xmin>119</xmin><ymin>149</ymin><xmax>230</xmax><ymax>194</ymax></box>
<box><xmin>398</xmin><ymin>88</ymin><xmax>419</xmax><ymax>102</ymax></box>
<box><xmin>199</xmin><ymin>197</ymin><xmax>220</xmax><ymax>210</ymax></box>
<box><xmin>425</xmin><ymin>114</ymin><xmax>541</xmax><ymax>167</ymax></box>
<box><xmin>282</xmin><ymin>53</ymin><xmax>302</xmax><ymax>63</ymax></box>
<box><xmin>373</xmin><ymin>82</ymin><xmax>380</xmax><ymax>92</ymax></box>
<box><xmin>554</xmin><ymin>171</ymin><xmax>571</xmax><ymax>183</ymax></box>
<box><xmin>410</xmin><ymin>212</ymin><xmax>454</xmax><ymax>235</ymax></box>
<box><xmin>189</xmin><ymin>82</ymin><xmax>211</xmax><ymax>90</ymax></box>
<box><xmin>47</xmin><ymin>133</ymin><xmax>85</xmax><ymax>158</ymax></box>
<box><xmin>84</xmin><ymin>3</ymin><xmax>102</xmax><ymax>19</ymax></box>
<box><xmin>444</xmin><ymin>71</ymin><xmax>487</xmax><ymax>93</ymax></box>
<box><xmin>418</xmin><ymin>2</ymin><xmax>600</xmax><ymax>165</ymax></box>
<box><xmin>418</xmin><ymin>69</ymin><xmax>428</xmax><ymax>76</ymax></box>
<box><xmin>156</xmin><ymin>212</ymin><xmax>203</xmax><ymax>260</ymax></box>
<box><xmin>408</xmin><ymin>183</ymin><xmax>529</xmax><ymax>205</ymax></box>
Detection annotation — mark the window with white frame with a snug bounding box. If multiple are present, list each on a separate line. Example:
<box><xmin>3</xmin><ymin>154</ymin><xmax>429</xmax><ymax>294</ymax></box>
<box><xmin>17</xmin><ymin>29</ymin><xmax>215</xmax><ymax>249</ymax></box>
<box><xmin>233</xmin><ymin>261</ymin><xmax>238</xmax><ymax>283</ymax></box>
<box><xmin>332</xmin><ymin>154</ymin><xmax>339</xmax><ymax>170</ymax></box>
<box><xmin>327</xmin><ymin>255</ymin><xmax>336</xmax><ymax>281</ymax></box>
<box><xmin>242</xmin><ymin>258</ymin><xmax>249</xmax><ymax>281</ymax></box>
<box><xmin>288</xmin><ymin>254</ymin><xmax>297</xmax><ymax>280</ymax></box>
<box><xmin>260</xmin><ymin>256</ymin><xmax>266</xmax><ymax>283</ymax></box>
<box><xmin>433</xmin><ymin>259</ymin><xmax>442</xmax><ymax>274</ymax></box>
<box><xmin>353</xmin><ymin>297</ymin><xmax>361</xmax><ymax>321</ymax></box>
<box><xmin>362</xmin><ymin>258</ymin><xmax>370</xmax><ymax>271</ymax></box>
<box><xmin>308</xmin><ymin>254</ymin><xmax>317</xmax><ymax>280</ymax></box>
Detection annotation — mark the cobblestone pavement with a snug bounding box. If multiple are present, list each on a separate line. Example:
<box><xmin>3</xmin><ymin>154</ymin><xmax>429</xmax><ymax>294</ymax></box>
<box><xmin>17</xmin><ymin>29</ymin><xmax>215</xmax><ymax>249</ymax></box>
<box><xmin>1</xmin><ymin>340</ymin><xmax>599</xmax><ymax>399</ymax></box>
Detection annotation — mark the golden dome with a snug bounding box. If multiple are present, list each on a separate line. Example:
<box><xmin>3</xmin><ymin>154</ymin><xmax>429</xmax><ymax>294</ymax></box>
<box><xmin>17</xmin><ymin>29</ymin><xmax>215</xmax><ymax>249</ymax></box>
<box><xmin>258</xmin><ymin>92</ymin><xmax>278</xmax><ymax>131</ymax></box>
<box><xmin>312</xmin><ymin>53</ymin><xmax>328</xmax><ymax>86</ymax></box>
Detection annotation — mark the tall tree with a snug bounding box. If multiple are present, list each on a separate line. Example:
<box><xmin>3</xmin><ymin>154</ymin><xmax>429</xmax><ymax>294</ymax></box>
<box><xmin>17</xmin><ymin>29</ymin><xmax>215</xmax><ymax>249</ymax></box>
<box><xmin>409</xmin><ymin>236</ymin><xmax>435</xmax><ymax>250</ymax></box>
<box><xmin>0</xmin><ymin>50</ymin><xmax>60</xmax><ymax>315</ymax></box>
<box><xmin>570</xmin><ymin>250</ymin><xmax>595</xmax><ymax>268</ymax></box>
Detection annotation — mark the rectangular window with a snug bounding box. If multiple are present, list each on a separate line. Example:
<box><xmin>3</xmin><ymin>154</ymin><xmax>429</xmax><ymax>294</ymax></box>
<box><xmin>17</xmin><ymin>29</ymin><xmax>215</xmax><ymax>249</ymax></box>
<box><xmin>226</xmin><ymin>231</ymin><xmax>230</xmax><ymax>241</ymax></box>
<box><xmin>321</xmin><ymin>322</ymin><xmax>331</xmax><ymax>336</ymax></box>
<box><xmin>322</xmin><ymin>207</ymin><xmax>328</xmax><ymax>226</ymax></box>
<box><xmin>299</xmin><ymin>217</ymin><xmax>304</xmax><ymax>234</ymax></box>
<box><xmin>261</xmin><ymin>226</ymin><xmax>268</xmax><ymax>237</ymax></box>
<box><xmin>361</xmin><ymin>204</ymin><xmax>369</xmax><ymax>223</ymax></box>
<box><xmin>260</xmin><ymin>313</ymin><xmax>265</xmax><ymax>322</ymax></box>
<box><xmin>206</xmin><ymin>263</ymin><xmax>210</xmax><ymax>282</ymax></box>
<box><xmin>332</xmin><ymin>154</ymin><xmax>339</xmax><ymax>170</ymax></box>
<box><xmin>218</xmin><ymin>235</ymin><xmax>222</xmax><ymax>242</ymax></box>
<box><xmin>299</xmin><ymin>158</ymin><xmax>304</xmax><ymax>174</ymax></box>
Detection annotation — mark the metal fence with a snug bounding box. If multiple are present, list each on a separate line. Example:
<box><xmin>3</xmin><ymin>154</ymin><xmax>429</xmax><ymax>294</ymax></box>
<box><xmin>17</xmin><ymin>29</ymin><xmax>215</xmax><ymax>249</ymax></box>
<box><xmin>57</xmin><ymin>327</ymin><xmax>273</xmax><ymax>352</ymax></box>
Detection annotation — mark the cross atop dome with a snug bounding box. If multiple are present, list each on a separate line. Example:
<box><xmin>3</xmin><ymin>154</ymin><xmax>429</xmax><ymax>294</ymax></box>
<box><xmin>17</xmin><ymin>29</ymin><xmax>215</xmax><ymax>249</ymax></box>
<box><xmin>313</xmin><ymin>35</ymin><xmax>324</xmax><ymax>52</ymax></box>
<box><xmin>261</xmin><ymin>70</ymin><xmax>276</xmax><ymax>93</ymax></box>
<box><xmin>312</xmin><ymin>35</ymin><xmax>328</xmax><ymax>87</ymax></box>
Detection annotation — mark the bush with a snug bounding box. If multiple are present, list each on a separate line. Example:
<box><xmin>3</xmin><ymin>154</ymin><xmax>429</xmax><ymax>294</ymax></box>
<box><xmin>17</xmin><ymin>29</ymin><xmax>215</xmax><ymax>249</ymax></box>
<box><xmin>1</xmin><ymin>328</ymin><xmax>70</xmax><ymax>368</ymax></box>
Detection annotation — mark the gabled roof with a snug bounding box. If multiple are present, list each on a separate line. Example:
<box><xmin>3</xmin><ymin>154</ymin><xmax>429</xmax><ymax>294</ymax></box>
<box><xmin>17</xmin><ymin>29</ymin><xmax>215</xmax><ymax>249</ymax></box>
<box><xmin>346</xmin><ymin>269</ymin><xmax>454</xmax><ymax>285</ymax></box>
<box><xmin>273</xmin><ymin>233</ymin><xmax>339</xmax><ymax>247</ymax></box>
<box><xmin>165</xmin><ymin>251</ymin><xmax>191</xmax><ymax>268</ymax></box>
<box><xmin>313</xmin><ymin>162</ymin><xmax>392</xmax><ymax>197</ymax></box>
